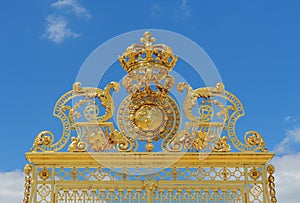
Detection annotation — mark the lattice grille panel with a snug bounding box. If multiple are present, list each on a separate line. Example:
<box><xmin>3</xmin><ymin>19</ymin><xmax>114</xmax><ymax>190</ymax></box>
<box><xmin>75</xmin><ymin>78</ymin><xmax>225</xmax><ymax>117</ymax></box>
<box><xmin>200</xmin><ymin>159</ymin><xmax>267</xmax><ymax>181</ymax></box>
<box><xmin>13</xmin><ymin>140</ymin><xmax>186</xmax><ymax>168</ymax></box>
<box><xmin>55</xmin><ymin>184</ymin><xmax>244</xmax><ymax>203</ymax></box>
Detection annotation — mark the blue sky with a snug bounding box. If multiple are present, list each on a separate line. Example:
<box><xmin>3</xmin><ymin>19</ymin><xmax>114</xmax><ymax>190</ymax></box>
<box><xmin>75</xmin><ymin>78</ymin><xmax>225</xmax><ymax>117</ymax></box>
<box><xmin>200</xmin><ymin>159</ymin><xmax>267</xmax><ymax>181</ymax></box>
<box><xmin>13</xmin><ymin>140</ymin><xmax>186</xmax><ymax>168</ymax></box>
<box><xmin>0</xmin><ymin>0</ymin><xmax>300</xmax><ymax>202</ymax></box>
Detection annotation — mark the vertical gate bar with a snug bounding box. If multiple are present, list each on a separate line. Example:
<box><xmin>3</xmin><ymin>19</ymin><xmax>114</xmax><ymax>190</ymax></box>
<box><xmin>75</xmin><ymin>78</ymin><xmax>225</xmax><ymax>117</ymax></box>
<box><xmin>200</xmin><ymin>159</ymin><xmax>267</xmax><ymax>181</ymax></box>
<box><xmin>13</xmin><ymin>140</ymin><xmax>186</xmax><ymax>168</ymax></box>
<box><xmin>137</xmin><ymin>190</ymin><xmax>141</xmax><ymax>203</ymax></box>
<box><xmin>50</xmin><ymin>166</ymin><xmax>55</xmax><ymax>203</ymax></box>
<box><xmin>32</xmin><ymin>166</ymin><xmax>37</xmax><ymax>203</ymax></box>
<box><xmin>146</xmin><ymin>188</ymin><xmax>152</xmax><ymax>203</ymax></box>
<box><xmin>64</xmin><ymin>190</ymin><xmax>67</xmax><ymax>203</ymax></box>
<box><xmin>262</xmin><ymin>165</ymin><xmax>268</xmax><ymax>203</ymax></box>
<box><xmin>110</xmin><ymin>190</ymin><xmax>113</xmax><ymax>203</ymax></box>
<box><xmin>244</xmin><ymin>165</ymin><xmax>250</xmax><ymax>203</ymax></box>
<box><xmin>168</xmin><ymin>189</ymin><xmax>172</xmax><ymax>203</ymax></box>
<box><xmin>120</xmin><ymin>189</ymin><xmax>123</xmax><ymax>203</ymax></box>
<box><xmin>186</xmin><ymin>190</ymin><xmax>190</xmax><ymax>203</ymax></box>
<box><xmin>128</xmin><ymin>190</ymin><xmax>132</xmax><ymax>203</ymax></box>
<box><xmin>159</xmin><ymin>190</ymin><xmax>163</xmax><ymax>203</ymax></box>
<box><xmin>73</xmin><ymin>190</ymin><xmax>76</xmax><ymax>203</ymax></box>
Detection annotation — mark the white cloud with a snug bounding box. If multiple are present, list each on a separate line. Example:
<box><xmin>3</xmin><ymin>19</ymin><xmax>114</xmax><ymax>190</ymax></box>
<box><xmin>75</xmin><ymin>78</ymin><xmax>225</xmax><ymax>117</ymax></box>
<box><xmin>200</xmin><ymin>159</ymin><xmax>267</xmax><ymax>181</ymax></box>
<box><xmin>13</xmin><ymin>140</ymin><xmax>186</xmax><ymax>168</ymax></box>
<box><xmin>151</xmin><ymin>3</ymin><xmax>160</xmax><ymax>17</ymax></box>
<box><xmin>180</xmin><ymin>0</ymin><xmax>190</xmax><ymax>19</ymax></box>
<box><xmin>43</xmin><ymin>15</ymin><xmax>80</xmax><ymax>44</ymax></box>
<box><xmin>284</xmin><ymin>115</ymin><xmax>293</xmax><ymax>123</ymax></box>
<box><xmin>271</xmin><ymin>153</ymin><xmax>300</xmax><ymax>203</ymax></box>
<box><xmin>43</xmin><ymin>0</ymin><xmax>89</xmax><ymax>43</ymax></box>
<box><xmin>0</xmin><ymin>170</ymin><xmax>24</xmax><ymax>203</ymax></box>
<box><xmin>51</xmin><ymin>0</ymin><xmax>91</xmax><ymax>18</ymax></box>
<box><xmin>274</xmin><ymin>127</ymin><xmax>300</xmax><ymax>154</ymax></box>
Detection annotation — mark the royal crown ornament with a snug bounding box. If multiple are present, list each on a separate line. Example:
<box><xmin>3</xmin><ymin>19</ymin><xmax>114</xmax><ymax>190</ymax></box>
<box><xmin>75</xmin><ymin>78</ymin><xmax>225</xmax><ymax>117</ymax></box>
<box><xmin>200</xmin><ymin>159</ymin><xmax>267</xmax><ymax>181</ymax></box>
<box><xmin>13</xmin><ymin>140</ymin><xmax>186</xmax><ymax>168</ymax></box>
<box><xmin>119</xmin><ymin>31</ymin><xmax>178</xmax><ymax>73</ymax></box>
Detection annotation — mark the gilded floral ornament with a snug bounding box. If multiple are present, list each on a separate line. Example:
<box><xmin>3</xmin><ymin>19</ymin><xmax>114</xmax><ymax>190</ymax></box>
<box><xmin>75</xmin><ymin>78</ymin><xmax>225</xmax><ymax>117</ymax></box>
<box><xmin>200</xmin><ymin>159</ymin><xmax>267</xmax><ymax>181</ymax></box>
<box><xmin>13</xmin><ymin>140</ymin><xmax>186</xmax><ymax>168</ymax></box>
<box><xmin>213</xmin><ymin>136</ymin><xmax>231</xmax><ymax>152</ymax></box>
<box><xmin>32</xmin><ymin>131</ymin><xmax>54</xmax><ymax>152</ymax></box>
<box><xmin>39</xmin><ymin>167</ymin><xmax>50</xmax><ymax>181</ymax></box>
<box><xmin>249</xmin><ymin>167</ymin><xmax>261</xmax><ymax>181</ymax></box>
<box><xmin>68</xmin><ymin>137</ymin><xmax>86</xmax><ymax>152</ymax></box>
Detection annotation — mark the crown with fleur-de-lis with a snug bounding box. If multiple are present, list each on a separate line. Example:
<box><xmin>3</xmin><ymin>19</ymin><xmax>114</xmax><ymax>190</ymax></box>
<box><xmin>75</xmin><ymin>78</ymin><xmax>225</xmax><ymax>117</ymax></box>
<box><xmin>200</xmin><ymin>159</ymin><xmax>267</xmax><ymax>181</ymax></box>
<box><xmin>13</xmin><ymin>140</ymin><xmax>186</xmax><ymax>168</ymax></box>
<box><xmin>119</xmin><ymin>31</ymin><xmax>178</xmax><ymax>73</ymax></box>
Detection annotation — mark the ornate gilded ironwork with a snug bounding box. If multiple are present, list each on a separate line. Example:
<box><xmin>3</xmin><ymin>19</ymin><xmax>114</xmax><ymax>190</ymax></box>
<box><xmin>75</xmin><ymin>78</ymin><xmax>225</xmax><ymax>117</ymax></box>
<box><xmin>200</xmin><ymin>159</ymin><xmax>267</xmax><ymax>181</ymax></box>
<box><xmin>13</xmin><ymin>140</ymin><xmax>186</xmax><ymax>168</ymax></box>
<box><xmin>24</xmin><ymin>31</ymin><xmax>276</xmax><ymax>203</ymax></box>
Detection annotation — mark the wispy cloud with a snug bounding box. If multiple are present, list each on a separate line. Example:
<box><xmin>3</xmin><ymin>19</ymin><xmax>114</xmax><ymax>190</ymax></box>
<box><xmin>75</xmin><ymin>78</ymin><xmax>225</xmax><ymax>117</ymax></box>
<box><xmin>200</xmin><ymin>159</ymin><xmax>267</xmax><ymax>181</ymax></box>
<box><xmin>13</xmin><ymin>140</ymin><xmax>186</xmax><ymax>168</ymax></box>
<box><xmin>0</xmin><ymin>170</ymin><xmax>24</xmax><ymax>202</ymax></box>
<box><xmin>151</xmin><ymin>3</ymin><xmax>160</xmax><ymax>17</ymax></box>
<box><xmin>43</xmin><ymin>15</ymin><xmax>80</xmax><ymax>44</ymax></box>
<box><xmin>284</xmin><ymin>115</ymin><xmax>293</xmax><ymax>123</ymax></box>
<box><xmin>271</xmin><ymin>153</ymin><xmax>300</xmax><ymax>203</ymax></box>
<box><xmin>274</xmin><ymin>127</ymin><xmax>300</xmax><ymax>154</ymax></box>
<box><xmin>179</xmin><ymin>0</ymin><xmax>190</xmax><ymax>19</ymax></box>
<box><xmin>43</xmin><ymin>0</ymin><xmax>90</xmax><ymax>43</ymax></box>
<box><xmin>51</xmin><ymin>0</ymin><xmax>91</xmax><ymax>18</ymax></box>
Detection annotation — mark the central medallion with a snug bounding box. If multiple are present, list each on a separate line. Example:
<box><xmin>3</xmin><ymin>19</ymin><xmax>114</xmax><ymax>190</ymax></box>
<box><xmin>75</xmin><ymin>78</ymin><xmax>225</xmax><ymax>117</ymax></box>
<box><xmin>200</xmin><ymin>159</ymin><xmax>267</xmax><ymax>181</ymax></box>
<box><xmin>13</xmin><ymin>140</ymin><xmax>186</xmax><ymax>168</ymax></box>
<box><xmin>118</xmin><ymin>90</ymin><xmax>180</xmax><ymax>142</ymax></box>
<box><xmin>134</xmin><ymin>105</ymin><xmax>165</xmax><ymax>131</ymax></box>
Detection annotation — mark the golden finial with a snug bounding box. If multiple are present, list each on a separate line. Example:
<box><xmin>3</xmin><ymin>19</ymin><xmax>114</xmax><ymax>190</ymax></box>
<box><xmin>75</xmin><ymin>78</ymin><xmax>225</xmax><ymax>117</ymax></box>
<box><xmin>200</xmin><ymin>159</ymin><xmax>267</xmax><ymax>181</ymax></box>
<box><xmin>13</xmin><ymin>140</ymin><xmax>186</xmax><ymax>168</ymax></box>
<box><xmin>140</xmin><ymin>31</ymin><xmax>156</xmax><ymax>46</ymax></box>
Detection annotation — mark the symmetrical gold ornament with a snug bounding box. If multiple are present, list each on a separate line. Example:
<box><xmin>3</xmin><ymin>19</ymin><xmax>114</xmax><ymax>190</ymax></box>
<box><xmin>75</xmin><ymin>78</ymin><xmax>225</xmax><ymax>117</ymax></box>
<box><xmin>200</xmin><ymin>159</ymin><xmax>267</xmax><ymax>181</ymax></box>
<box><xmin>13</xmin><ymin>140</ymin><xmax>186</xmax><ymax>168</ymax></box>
<box><xmin>29</xmin><ymin>31</ymin><xmax>269</xmax><ymax>153</ymax></box>
<box><xmin>119</xmin><ymin>31</ymin><xmax>178</xmax><ymax>73</ymax></box>
<box><xmin>24</xmin><ymin>31</ymin><xmax>276</xmax><ymax>203</ymax></box>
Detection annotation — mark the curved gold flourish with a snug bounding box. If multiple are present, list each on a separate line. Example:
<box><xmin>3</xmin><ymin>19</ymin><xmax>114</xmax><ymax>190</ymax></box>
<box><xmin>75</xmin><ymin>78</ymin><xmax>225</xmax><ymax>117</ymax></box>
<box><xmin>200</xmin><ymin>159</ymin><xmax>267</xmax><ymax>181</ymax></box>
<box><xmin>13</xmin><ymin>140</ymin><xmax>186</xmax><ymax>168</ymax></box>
<box><xmin>177</xmin><ymin>82</ymin><xmax>267</xmax><ymax>152</ymax></box>
<box><xmin>166</xmin><ymin>130</ymin><xmax>193</xmax><ymax>152</ymax></box>
<box><xmin>245</xmin><ymin>131</ymin><xmax>267</xmax><ymax>152</ymax></box>
<box><xmin>177</xmin><ymin>82</ymin><xmax>224</xmax><ymax>122</ymax></box>
<box><xmin>31</xmin><ymin>82</ymin><xmax>119</xmax><ymax>152</ymax></box>
<box><xmin>32</xmin><ymin>131</ymin><xmax>54</xmax><ymax>151</ymax></box>
<box><xmin>213</xmin><ymin>136</ymin><xmax>231</xmax><ymax>152</ymax></box>
<box><xmin>108</xmin><ymin>130</ymin><xmax>137</xmax><ymax>152</ymax></box>
<box><xmin>71</xmin><ymin>81</ymin><xmax>120</xmax><ymax>122</ymax></box>
<box><xmin>23</xmin><ymin>164</ymin><xmax>32</xmax><ymax>203</ymax></box>
<box><xmin>68</xmin><ymin>137</ymin><xmax>87</xmax><ymax>152</ymax></box>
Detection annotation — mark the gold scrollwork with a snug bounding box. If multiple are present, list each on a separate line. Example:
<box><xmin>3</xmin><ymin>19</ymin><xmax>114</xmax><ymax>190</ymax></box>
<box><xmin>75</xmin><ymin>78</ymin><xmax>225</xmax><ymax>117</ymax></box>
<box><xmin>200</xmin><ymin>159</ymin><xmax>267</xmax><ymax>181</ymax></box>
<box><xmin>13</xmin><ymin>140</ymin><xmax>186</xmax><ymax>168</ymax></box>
<box><xmin>71</xmin><ymin>81</ymin><xmax>120</xmax><ymax>123</ymax></box>
<box><xmin>213</xmin><ymin>136</ymin><xmax>231</xmax><ymax>152</ymax></box>
<box><xmin>245</xmin><ymin>131</ymin><xmax>267</xmax><ymax>152</ymax></box>
<box><xmin>177</xmin><ymin>82</ymin><xmax>224</xmax><ymax>122</ymax></box>
<box><xmin>108</xmin><ymin>130</ymin><xmax>137</xmax><ymax>152</ymax></box>
<box><xmin>30</xmin><ymin>31</ymin><xmax>269</xmax><ymax>153</ymax></box>
<box><xmin>31</xmin><ymin>82</ymin><xmax>119</xmax><ymax>152</ymax></box>
<box><xmin>68</xmin><ymin>137</ymin><xmax>87</xmax><ymax>152</ymax></box>
<box><xmin>32</xmin><ymin>131</ymin><xmax>54</xmax><ymax>152</ymax></box>
<box><xmin>177</xmin><ymin>81</ymin><xmax>267</xmax><ymax>152</ymax></box>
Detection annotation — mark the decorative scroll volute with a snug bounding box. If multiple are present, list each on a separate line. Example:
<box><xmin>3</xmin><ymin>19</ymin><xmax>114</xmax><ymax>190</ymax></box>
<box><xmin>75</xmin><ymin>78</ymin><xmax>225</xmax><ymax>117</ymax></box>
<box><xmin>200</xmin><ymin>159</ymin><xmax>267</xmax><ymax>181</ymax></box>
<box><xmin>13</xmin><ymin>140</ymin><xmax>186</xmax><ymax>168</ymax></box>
<box><xmin>31</xmin><ymin>82</ymin><xmax>121</xmax><ymax>152</ymax></box>
<box><xmin>69</xmin><ymin>81</ymin><xmax>120</xmax><ymax>123</ymax></box>
<box><xmin>166</xmin><ymin>81</ymin><xmax>267</xmax><ymax>152</ymax></box>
